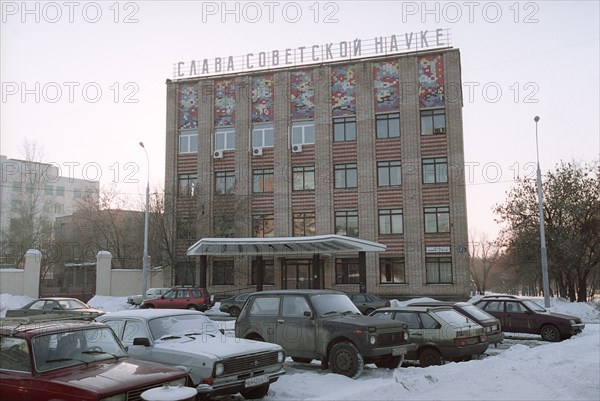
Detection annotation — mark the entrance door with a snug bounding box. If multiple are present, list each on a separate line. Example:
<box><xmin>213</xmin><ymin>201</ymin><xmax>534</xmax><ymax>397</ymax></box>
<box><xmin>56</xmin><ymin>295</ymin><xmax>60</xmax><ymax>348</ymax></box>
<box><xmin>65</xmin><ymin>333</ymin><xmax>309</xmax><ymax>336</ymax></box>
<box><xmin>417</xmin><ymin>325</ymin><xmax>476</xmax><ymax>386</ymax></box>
<box><xmin>283</xmin><ymin>259</ymin><xmax>314</xmax><ymax>289</ymax></box>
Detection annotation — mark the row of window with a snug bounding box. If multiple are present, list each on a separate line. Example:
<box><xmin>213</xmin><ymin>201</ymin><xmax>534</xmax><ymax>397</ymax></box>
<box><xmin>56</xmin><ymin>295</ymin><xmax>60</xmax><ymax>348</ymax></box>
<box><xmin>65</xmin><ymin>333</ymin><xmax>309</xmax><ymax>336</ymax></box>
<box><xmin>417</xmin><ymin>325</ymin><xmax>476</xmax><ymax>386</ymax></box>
<box><xmin>178</xmin><ymin>157</ymin><xmax>448</xmax><ymax>196</ymax></box>
<box><xmin>209</xmin><ymin>256</ymin><xmax>452</xmax><ymax>286</ymax></box>
<box><xmin>11</xmin><ymin>200</ymin><xmax>64</xmax><ymax>214</ymax></box>
<box><xmin>11</xmin><ymin>182</ymin><xmax>90</xmax><ymax>199</ymax></box>
<box><xmin>179</xmin><ymin>109</ymin><xmax>447</xmax><ymax>153</ymax></box>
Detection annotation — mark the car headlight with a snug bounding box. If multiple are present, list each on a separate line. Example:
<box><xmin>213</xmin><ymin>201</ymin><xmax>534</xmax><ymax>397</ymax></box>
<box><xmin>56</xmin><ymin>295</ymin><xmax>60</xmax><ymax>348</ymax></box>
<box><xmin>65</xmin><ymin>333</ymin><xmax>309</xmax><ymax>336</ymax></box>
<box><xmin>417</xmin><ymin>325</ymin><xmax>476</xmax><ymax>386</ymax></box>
<box><xmin>369</xmin><ymin>335</ymin><xmax>377</xmax><ymax>346</ymax></box>
<box><xmin>100</xmin><ymin>395</ymin><xmax>126</xmax><ymax>401</ymax></box>
<box><xmin>277</xmin><ymin>351</ymin><xmax>285</xmax><ymax>363</ymax></box>
<box><xmin>403</xmin><ymin>332</ymin><xmax>409</xmax><ymax>341</ymax></box>
<box><xmin>569</xmin><ymin>320</ymin><xmax>576</xmax><ymax>325</ymax></box>
<box><xmin>215</xmin><ymin>362</ymin><xmax>224</xmax><ymax>376</ymax></box>
<box><xmin>167</xmin><ymin>377</ymin><xmax>187</xmax><ymax>387</ymax></box>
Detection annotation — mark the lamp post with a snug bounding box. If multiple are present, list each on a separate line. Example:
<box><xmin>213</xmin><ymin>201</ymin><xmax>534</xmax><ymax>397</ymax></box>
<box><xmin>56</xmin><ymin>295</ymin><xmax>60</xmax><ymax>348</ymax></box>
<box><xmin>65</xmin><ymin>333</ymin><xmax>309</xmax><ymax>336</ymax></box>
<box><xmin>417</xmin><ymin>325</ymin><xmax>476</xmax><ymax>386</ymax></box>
<box><xmin>534</xmin><ymin>116</ymin><xmax>551</xmax><ymax>308</ymax></box>
<box><xmin>139</xmin><ymin>142</ymin><xmax>150</xmax><ymax>300</ymax></box>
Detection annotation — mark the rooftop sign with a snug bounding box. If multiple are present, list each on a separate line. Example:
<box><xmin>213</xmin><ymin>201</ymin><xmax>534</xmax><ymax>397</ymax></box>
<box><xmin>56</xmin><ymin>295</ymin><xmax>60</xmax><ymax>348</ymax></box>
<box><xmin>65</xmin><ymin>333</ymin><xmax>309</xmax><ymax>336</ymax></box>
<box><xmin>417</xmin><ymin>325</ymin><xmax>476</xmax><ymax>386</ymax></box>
<box><xmin>172</xmin><ymin>28</ymin><xmax>450</xmax><ymax>79</ymax></box>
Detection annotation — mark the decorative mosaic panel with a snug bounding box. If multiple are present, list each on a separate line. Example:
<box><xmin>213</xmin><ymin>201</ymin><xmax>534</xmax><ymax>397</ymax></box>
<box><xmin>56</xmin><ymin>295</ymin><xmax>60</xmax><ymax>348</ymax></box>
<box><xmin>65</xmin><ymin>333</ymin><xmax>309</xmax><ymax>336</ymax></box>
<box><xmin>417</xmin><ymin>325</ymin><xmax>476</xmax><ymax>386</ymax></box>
<box><xmin>331</xmin><ymin>65</ymin><xmax>356</xmax><ymax>116</ymax></box>
<box><xmin>373</xmin><ymin>61</ymin><xmax>400</xmax><ymax>112</ymax></box>
<box><xmin>290</xmin><ymin>70</ymin><xmax>315</xmax><ymax>120</ymax></box>
<box><xmin>178</xmin><ymin>83</ymin><xmax>198</xmax><ymax>129</ymax></box>
<box><xmin>251</xmin><ymin>75</ymin><xmax>274</xmax><ymax>123</ymax></box>
<box><xmin>214</xmin><ymin>79</ymin><xmax>235</xmax><ymax>127</ymax></box>
<box><xmin>418</xmin><ymin>54</ymin><xmax>445</xmax><ymax>109</ymax></box>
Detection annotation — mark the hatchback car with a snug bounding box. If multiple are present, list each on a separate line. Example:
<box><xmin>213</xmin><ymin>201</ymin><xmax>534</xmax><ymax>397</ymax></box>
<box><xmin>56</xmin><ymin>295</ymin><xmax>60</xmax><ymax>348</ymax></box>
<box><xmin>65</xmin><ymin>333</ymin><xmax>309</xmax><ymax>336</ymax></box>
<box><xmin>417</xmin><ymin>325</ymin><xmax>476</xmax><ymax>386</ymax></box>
<box><xmin>409</xmin><ymin>301</ymin><xmax>504</xmax><ymax>346</ymax></box>
<box><xmin>370</xmin><ymin>306</ymin><xmax>488</xmax><ymax>366</ymax></box>
<box><xmin>219</xmin><ymin>293</ymin><xmax>251</xmax><ymax>317</ymax></box>
<box><xmin>140</xmin><ymin>287</ymin><xmax>213</xmax><ymax>311</ymax></box>
<box><xmin>5</xmin><ymin>297</ymin><xmax>105</xmax><ymax>318</ymax></box>
<box><xmin>346</xmin><ymin>293</ymin><xmax>390</xmax><ymax>315</ymax></box>
<box><xmin>473</xmin><ymin>296</ymin><xmax>585</xmax><ymax>342</ymax></box>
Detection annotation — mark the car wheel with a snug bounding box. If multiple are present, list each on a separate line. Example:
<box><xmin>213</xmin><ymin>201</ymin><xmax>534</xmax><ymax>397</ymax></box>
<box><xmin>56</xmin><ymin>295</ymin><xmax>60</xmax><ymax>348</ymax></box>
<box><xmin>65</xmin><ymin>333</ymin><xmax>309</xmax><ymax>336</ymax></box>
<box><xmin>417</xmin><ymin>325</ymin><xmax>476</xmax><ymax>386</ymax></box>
<box><xmin>291</xmin><ymin>357</ymin><xmax>313</xmax><ymax>363</ymax></box>
<box><xmin>364</xmin><ymin>308</ymin><xmax>375</xmax><ymax>316</ymax></box>
<box><xmin>418</xmin><ymin>348</ymin><xmax>442</xmax><ymax>367</ymax></box>
<box><xmin>229</xmin><ymin>306</ymin><xmax>240</xmax><ymax>317</ymax></box>
<box><xmin>240</xmin><ymin>384</ymin><xmax>269</xmax><ymax>399</ymax></box>
<box><xmin>540</xmin><ymin>325</ymin><xmax>561</xmax><ymax>342</ymax></box>
<box><xmin>375</xmin><ymin>355</ymin><xmax>402</xmax><ymax>369</ymax></box>
<box><xmin>328</xmin><ymin>342</ymin><xmax>364</xmax><ymax>379</ymax></box>
<box><xmin>187</xmin><ymin>304</ymin><xmax>200</xmax><ymax>311</ymax></box>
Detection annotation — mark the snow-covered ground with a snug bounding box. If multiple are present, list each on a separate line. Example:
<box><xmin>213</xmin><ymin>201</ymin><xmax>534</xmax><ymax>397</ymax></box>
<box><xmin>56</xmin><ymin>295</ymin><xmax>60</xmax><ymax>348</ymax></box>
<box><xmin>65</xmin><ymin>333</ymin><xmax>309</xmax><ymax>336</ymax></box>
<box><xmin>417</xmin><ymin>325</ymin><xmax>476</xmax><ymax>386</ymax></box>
<box><xmin>1</xmin><ymin>293</ymin><xmax>599</xmax><ymax>400</ymax></box>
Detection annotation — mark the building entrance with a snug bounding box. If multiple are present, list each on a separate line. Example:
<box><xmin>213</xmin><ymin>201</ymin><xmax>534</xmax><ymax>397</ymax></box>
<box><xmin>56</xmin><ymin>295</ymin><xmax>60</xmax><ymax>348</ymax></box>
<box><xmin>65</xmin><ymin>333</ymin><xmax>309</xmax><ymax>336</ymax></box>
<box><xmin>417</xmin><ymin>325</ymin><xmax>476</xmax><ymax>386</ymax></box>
<box><xmin>282</xmin><ymin>259</ymin><xmax>322</xmax><ymax>289</ymax></box>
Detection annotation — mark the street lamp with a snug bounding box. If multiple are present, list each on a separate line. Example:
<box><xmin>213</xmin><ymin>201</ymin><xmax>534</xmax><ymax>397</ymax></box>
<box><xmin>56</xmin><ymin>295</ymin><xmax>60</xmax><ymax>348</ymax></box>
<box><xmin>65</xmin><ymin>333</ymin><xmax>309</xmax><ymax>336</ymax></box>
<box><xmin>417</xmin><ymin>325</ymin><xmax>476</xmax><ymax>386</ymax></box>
<box><xmin>139</xmin><ymin>142</ymin><xmax>150</xmax><ymax>300</ymax></box>
<box><xmin>534</xmin><ymin>116</ymin><xmax>551</xmax><ymax>308</ymax></box>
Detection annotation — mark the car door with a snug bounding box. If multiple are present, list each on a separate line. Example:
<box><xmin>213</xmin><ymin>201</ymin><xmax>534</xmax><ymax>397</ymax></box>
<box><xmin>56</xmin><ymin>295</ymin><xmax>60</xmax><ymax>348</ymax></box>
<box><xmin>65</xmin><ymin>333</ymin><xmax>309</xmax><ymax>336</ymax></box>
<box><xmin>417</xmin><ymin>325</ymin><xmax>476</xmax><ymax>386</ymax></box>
<box><xmin>277</xmin><ymin>295</ymin><xmax>316</xmax><ymax>355</ymax></box>
<box><xmin>351</xmin><ymin>294</ymin><xmax>368</xmax><ymax>314</ymax></box>
<box><xmin>246</xmin><ymin>296</ymin><xmax>281</xmax><ymax>344</ymax></box>
<box><xmin>392</xmin><ymin>312</ymin><xmax>423</xmax><ymax>345</ymax></box>
<box><xmin>504</xmin><ymin>301</ymin><xmax>535</xmax><ymax>334</ymax></box>
<box><xmin>478</xmin><ymin>301</ymin><xmax>508</xmax><ymax>329</ymax></box>
<box><xmin>104</xmin><ymin>318</ymin><xmax>153</xmax><ymax>361</ymax></box>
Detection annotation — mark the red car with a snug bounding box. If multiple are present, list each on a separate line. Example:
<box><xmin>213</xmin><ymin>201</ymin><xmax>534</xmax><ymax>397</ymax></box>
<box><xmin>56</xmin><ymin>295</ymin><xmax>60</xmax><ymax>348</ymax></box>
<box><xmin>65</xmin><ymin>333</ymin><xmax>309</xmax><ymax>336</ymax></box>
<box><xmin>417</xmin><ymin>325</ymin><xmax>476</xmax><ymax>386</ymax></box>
<box><xmin>140</xmin><ymin>287</ymin><xmax>213</xmax><ymax>311</ymax></box>
<box><xmin>0</xmin><ymin>314</ymin><xmax>191</xmax><ymax>401</ymax></box>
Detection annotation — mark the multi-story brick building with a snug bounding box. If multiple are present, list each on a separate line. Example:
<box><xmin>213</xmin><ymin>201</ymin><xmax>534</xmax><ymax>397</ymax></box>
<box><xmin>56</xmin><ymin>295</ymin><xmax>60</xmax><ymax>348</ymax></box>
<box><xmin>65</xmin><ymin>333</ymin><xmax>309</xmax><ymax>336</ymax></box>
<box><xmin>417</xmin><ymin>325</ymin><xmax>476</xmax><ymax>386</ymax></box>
<box><xmin>165</xmin><ymin>42</ymin><xmax>469</xmax><ymax>300</ymax></box>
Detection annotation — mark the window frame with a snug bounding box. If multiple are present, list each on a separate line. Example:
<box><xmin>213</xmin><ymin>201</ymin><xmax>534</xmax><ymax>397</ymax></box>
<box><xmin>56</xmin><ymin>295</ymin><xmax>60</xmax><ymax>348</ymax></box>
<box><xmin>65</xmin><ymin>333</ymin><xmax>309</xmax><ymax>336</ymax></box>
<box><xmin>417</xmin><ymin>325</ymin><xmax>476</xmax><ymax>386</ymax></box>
<box><xmin>179</xmin><ymin>129</ymin><xmax>198</xmax><ymax>154</ymax></box>
<box><xmin>420</xmin><ymin>108</ymin><xmax>446</xmax><ymax>136</ymax></box>
<box><xmin>426</xmin><ymin>256</ymin><xmax>453</xmax><ymax>284</ymax></box>
<box><xmin>378</xmin><ymin>208</ymin><xmax>403</xmax><ymax>235</ymax></box>
<box><xmin>212</xmin><ymin>259</ymin><xmax>235</xmax><ymax>285</ymax></box>
<box><xmin>215</xmin><ymin>127</ymin><xmax>236</xmax><ymax>151</ymax></box>
<box><xmin>178</xmin><ymin>173</ymin><xmax>197</xmax><ymax>196</ymax></box>
<box><xmin>252</xmin><ymin>168</ymin><xmax>274</xmax><ymax>193</ymax></box>
<box><xmin>424</xmin><ymin>206</ymin><xmax>450</xmax><ymax>234</ymax></box>
<box><xmin>423</xmin><ymin>157</ymin><xmax>448</xmax><ymax>184</ymax></box>
<box><xmin>375</xmin><ymin>112</ymin><xmax>400</xmax><ymax>139</ymax></box>
<box><xmin>252</xmin><ymin>123</ymin><xmax>275</xmax><ymax>148</ymax></box>
<box><xmin>335</xmin><ymin>210</ymin><xmax>359</xmax><ymax>237</ymax></box>
<box><xmin>333</xmin><ymin>116</ymin><xmax>357</xmax><ymax>142</ymax></box>
<box><xmin>292</xmin><ymin>166</ymin><xmax>315</xmax><ymax>191</ymax></box>
<box><xmin>377</xmin><ymin>160</ymin><xmax>402</xmax><ymax>187</ymax></box>
<box><xmin>291</xmin><ymin>120</ymin><xmax>315</xmax><ymax>146</ymax></box>
<box><xmin>334</xmin><ymin>163</ymin><xmax>358</xmax><ymax>189</ymax></box>
<box><xmin>252</xmin><ymin>213</ymin><xmax>275</xmax><ymax>238</ymax></box>
<box><xmin>379</xmin><ymin>257</ymin><xmax>406</xmax><ymax>284</ymax></box>
<box><xmin>251</xmin><ymin>259</ymin><xmax>275</xmax><ymax>285</ymax></box>
<box><xmin>335</xmin><ymin>258</ymin><xmax>360</xmax><ymax>284</ymax></box>
<box><xmin>292</xmin><ymin>211</ymin><xmax>316</xmax><ymax>237</ymax></box>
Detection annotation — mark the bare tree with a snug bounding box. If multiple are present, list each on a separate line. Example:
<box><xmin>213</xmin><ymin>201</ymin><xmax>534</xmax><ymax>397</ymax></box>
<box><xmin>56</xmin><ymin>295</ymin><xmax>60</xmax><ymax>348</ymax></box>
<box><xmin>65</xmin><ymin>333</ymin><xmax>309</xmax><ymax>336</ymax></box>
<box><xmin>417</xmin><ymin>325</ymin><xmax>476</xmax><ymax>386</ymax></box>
<box><xmin>469</xmin><ymin>231</ymin><xmax>503</xmax><ymax>293</ymax></box>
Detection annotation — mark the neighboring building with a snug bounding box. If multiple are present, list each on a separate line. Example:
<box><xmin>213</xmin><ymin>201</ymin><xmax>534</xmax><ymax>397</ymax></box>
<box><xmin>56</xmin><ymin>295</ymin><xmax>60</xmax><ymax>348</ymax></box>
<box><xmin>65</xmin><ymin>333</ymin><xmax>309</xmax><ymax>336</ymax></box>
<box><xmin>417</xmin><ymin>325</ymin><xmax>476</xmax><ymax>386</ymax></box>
<box><xmin>165</xmin><ymin>44</ymin><xmax>469</xmax><ymax>300</ymax></box>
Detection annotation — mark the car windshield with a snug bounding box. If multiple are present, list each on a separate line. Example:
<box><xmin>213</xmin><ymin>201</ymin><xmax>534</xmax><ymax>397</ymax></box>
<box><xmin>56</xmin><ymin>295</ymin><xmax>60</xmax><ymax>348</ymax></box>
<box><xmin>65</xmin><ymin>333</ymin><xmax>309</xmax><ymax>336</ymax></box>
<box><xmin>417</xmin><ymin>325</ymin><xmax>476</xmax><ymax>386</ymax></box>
<box><xmin>460</xmin><ymin>304</ymin><xmax>496</xmax><ymax>321</ymax></box>
<box><xmin>523</xmin><ymin>300</ymin><xmax>546</xmax><ymax>312</ymax></box>
<box><xmin>148</xmin><ymin>313</ymin><xmax>220</xmax><ymax>340</ymax></box>
<box><xmin>32</xmin><ymin>327</ymin><xmax>127</xmax><ymax>372</ymax></box>
<box><xmin>433</xmin><ymin>309</ymin><xmax>477</xmax><ymax>328</ymax></box>
<box><xmin>310</xmin><ymin>294</ymin><xmax>361</xmax><ymax>316</ymax></box>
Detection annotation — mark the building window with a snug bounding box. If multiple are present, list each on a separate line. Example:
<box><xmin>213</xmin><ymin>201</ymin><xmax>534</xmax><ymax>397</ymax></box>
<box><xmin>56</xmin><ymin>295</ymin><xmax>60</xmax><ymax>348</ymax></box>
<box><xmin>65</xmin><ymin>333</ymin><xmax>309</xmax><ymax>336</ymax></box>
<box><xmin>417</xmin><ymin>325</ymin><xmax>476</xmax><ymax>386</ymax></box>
<box><xmin>380</xmin><ymin>257</ymin><xmax>406</xmax><ymax>283</ymax></box>
<box><xmin>334</xmin><ymin>163</ymin><xmax>357</xmax><ymax>189</ymax></box>
<box><xmin>420</xmin><ymin>109</ymin><xmax>446</xmax><ymax>135</ymax></box>
<box><xmin>56</xmin><ymin>186</ymin><xmax>65</xmax><ymax>197</ymax></box>
<box><xmin>376</xmin><ymin>112</ymin><xmax>400</xmax><ymax>138</ymax></box>
<box><xmin>253</xmin><ymin>214</ymin><xmax>274</xmax><ymax>238</ymax></box>
<box><xmin>379</xmin><ymin>209</ymin><xmax>403</xmax><ymax>234</ymax></box>
<box><xmin>215</xmin><ymin>171</ymin><xmax>235</xmax><ymax>194</ymax></box>
<box><xmin>44</xmin><ymin>185</ymin><xmax>53</xmax><ymax>195</ymax></box>
<box><xmin>54</xmin><ymin>204</ymin><xmax>64</xmax><ymax>214</ymax></box>
<box><xmin>335</xmin><ymin>258</ymin><xmax>359</xmax><ymax>284</ymax></box>
<box><xmin>178</xmin><ymin>173</ymin><xmax>197</xmax><ymax>196</ymax></box>
<box><xmin>424</xmin><ymin>206</ymin><xmax>450</xmax><ymax>233</ymax></box>
<box><xmin>335</xmin><ymin>210</ymin><xmax>358</xmax><ymax>237</ymax></box>
<box><xmin>213</xmin><ymin>215</ymin><xmax>234</xmax><ymax>237</ymax></box>
<box><xmin>423</xmin><ymin>158</ymin><xmax>448</xmax><ymax>184</ymax></box>
<box><xmin>212</xmin><ymin>259</ymin><xmax>235</xmax><ymax>285</ymax></box>
<box><xmin>251</xmin><ymin>259</ymin><xmax>275</xmax><ymax>285</ymax></box>
<box><xmin>293</xmin><ymin>212</ymin><xmax>316</xmax><ymax>236</ymax></box>
<box><xmin>426</xmin><ymin>256</ymin><xmax>453</xmax><ymax>284</ymax></box>
<box><xmin>292</xmin><ymin>166</ymin><xmax>315</xmax><ymax>191</ymax></box>
<box><xmin>253</xmin><ymin>169</ymin><xmax>274</xmax><ymax>193</ymax></box>
<box><xmin>291</xmin><ymin>121</ymin><xmax>315</xmax><ymax>145</ymax></box>
<box><xmin>177</xmin><ymin>217</ymin><xmax>196</xmax><ymax>240</ymax></box>
<box><xmin>252</xmin><ymin>123</ymin><xmax>274</xmax><ymax>148</ymax></box>
<box><xmin>215</xmin><ymin>127</ymin><xmax>235</xmax><ymax>151</ymax></box>
<box><xmin>179</xmin><ymin>129</ymin><xmax>198</xmax><ymax>153</ymax></box>
<box><xmin>377</xmin><ymin>160</ymin><xmax>401</xmax><ymax>187</ymax></box>
<box><xmin>333</xmin><ymin>116</ymin><xmax>356</xmax><ymax>142</ymax></box>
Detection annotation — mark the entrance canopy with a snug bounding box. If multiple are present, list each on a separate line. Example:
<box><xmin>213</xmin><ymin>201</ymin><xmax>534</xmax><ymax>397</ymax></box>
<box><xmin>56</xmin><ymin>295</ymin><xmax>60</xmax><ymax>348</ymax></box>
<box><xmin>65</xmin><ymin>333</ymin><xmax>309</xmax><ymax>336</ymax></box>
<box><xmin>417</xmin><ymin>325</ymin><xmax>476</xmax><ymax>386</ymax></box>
<box><xmin>187</xmin><ymin>234</ymin><xmax>386</xmax><ymax>256</ymax></box>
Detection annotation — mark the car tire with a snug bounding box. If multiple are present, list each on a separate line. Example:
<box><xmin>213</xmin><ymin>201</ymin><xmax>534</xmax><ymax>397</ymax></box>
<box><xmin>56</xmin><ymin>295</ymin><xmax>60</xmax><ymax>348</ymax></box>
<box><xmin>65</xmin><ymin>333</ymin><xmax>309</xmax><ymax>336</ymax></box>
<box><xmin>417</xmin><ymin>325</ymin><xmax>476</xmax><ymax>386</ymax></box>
<box><xmin>364</xmin><ymin>308</ymin><xmax>375</xmax><ymax>316</ymax></box>
<box><xmin>540</xmin><ymin>325</ymin><xmax>561</xmax><ymax>342</ymax></box>
<box><xmin>229</xmin><ymin>306</ymin><xmax>240</xmax><ymax>317</ymax></box>
<box><xmin>418</xmin><ymin>348</ymin><xmax>442</xmax><ymax>367</ymax></box>
<box><xmin>375</xmin><ymin>355</ymin><xmax>402</xmax><ymax>369</ymax></box>
<box><xmin>240</xmin><ymin>384</ymin><xmax>270</xmax><ymax>399</ymax></box>
<box><xmin>187</xmin><ymin>304</ymin><xmax>200</xmax><ymax>311</ymax></box>
<box><xmin>328</xmin><ymin>342</ymin><xmax>364</xmax><ymax>379</ymax></box>
<box><xmin>291</xmin><ymin>357</ymin><xmax>313</xmax><ymax>363</ymax></box>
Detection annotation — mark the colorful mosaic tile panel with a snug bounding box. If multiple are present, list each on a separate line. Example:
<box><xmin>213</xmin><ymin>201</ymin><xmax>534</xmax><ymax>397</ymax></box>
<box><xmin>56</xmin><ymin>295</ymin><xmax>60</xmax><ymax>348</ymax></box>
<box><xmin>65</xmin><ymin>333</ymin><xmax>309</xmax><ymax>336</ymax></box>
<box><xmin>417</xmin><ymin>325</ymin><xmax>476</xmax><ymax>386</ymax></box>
<box><xmin>214</xmin><ymin>79</ymin><xmax>236</xmax><ymax>127</ymax></box>
<box><xmin>290</xmin><ymin>70</ymin><xmax>315</xmax><ymax>120</ymax></box>
<box><xmin>251</xmin><ymin>75</ymin><xmax>274</xmax><ymax>123</ymax></box>
<box><xmin>331</xmin><ymin>65</ymin><xmax>356</xmax><ymax>116</ymax></box>
<box><xmin>178</xmin><ymin>83</ymin><xmax>198</xmax><ymax>129</ymax></box>
<box><xmin>418</xmin><ymin>54</ymin><xmax>445</xmax><ymax>109</ymax></box>
<box><xmin>373</xmin><ymin>61</ymin><xmax>400</xmax><ymax>112</ymax></box>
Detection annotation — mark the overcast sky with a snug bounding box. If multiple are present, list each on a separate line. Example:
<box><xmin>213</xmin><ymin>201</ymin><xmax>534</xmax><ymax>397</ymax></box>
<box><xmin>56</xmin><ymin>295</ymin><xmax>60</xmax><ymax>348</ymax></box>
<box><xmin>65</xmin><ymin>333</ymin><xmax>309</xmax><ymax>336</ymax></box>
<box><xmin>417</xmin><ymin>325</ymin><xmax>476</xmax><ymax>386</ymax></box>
<box><xmin>1</xmin><ymin>1</ymin><xmax>599</xmax><ymax>240</ymax></box>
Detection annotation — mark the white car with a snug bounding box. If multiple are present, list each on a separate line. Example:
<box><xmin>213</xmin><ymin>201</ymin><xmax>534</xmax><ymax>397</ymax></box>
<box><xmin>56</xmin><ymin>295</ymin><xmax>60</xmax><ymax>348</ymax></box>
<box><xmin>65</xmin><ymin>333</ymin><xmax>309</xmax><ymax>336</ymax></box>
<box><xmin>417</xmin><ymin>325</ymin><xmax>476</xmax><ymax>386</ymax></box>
<box><xmin>97</xmin><ymin>309</ymin><xmax>285</xmax><ymax>399</ymax></box>
<box><xmin>126</xmin><ymin>287</ymin><xmax>171</xmax><ymax>306</ymax></box>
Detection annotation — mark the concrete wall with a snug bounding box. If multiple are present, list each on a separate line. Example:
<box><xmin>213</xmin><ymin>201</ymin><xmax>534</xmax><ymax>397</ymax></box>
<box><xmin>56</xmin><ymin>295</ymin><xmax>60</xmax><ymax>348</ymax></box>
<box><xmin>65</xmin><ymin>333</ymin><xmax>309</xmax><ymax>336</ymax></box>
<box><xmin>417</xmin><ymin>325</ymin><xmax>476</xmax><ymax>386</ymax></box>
<box><xmin>0</xmin><ymin>249</ymin><xmax>41</xmax><ymax>298</ymax></box>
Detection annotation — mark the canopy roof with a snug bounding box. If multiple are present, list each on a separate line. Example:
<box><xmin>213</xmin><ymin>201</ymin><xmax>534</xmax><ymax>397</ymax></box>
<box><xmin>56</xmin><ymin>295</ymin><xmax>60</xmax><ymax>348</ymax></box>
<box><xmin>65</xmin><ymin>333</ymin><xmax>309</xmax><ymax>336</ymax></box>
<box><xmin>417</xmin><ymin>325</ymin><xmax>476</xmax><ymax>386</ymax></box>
<box><xmin>187</xmin><ymin>235</ymin><xmax>386</xmax><ymax>256</ymax></box>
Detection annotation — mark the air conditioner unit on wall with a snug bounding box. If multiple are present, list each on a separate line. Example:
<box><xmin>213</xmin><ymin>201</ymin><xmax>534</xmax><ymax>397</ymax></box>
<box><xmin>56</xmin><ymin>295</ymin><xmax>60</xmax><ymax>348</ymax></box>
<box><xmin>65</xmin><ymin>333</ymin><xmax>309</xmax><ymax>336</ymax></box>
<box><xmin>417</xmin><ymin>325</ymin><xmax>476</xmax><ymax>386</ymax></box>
<box><xmin>433</xmin><ymin>127</ymin><xmax>446</xmax><ymax>134</ymax></box>
<box><xmin>252</xmin><ymin>147</ymin><xmax>263</xmax><ymax>156</ymax></box>
<box><xmin>213</xmin><ymin>150</ymin><xmax>223</xmax><ymax>159</ymax></box>
<box><xmin>292</xmin><ymin>144</ymin><xmax>303</xmax><ymax>153</ymax></box>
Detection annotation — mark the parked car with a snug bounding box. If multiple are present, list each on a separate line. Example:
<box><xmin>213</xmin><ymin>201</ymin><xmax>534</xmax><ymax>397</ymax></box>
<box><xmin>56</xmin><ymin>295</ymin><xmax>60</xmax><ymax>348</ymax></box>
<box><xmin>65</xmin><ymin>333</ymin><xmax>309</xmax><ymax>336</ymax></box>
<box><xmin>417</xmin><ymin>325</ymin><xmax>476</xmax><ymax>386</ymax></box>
<box><xmin>5</xmin><ymin>297</ymin><xmax>105</xmax><ymax>318</ymax></box>
<box><xmin>346</xmin><ymin>292</ymin><xmax>390</xmax><ymax>315</ymax></box>
<box><xmin>127</xmin><ymin>287</ymin><xmax>171</xmax><ymax>306</ymax></box>
<box><xmin>219</xmin><ymin>292</ymin><xmax>251</xmax><ymax>317</ymax></box>
<box><xmin>408</xmin><ymin>301</ymin><xmax>504</xmax><ymax>346</ymax></box>
<box><xmin>0</xmin><ymin>313</ymin><xmax>191</xmax><ymax>401</ymax></box>
<box><xmin>369</xmin><ymin>306</ymin><xmax>489</xmax><ymax>366</ymax></box>
<box><xmin>235</xmin><ymin>289</ymin><xmax>413</xmax><ymax>379</ymax></box>
<box><xmin>140</xmin><ymin>286</ymin><xmax>214</xmax><ymax>311</ymax></box>
<box><xmin>473</xmin><ymin>296</ymin><xmax>585</xmax><ymax>342</ymax></box>
<box><xmin>97</xmin><ymin>309</ymin><xmax>285</xmax><ymax>399</ymax></box>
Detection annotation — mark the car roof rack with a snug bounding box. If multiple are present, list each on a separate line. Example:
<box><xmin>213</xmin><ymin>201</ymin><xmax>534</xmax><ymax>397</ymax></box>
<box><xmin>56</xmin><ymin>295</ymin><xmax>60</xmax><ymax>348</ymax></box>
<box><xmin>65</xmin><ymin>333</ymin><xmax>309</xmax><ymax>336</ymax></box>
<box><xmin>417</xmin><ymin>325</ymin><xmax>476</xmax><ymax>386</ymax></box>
<box><xmin>1</xmin><ymin>310</ymin><xmax>103</xmax><ymax>326</ymax></box>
